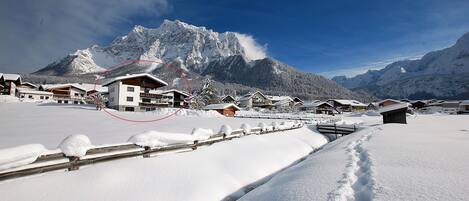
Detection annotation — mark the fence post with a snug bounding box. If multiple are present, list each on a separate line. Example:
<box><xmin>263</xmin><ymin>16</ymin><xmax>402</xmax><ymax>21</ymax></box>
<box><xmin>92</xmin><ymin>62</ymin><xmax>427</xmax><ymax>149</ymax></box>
<box><xmin>67</xmin><ymin>156</ymin><xmax>79</xmax><ymax>171</ymax></box>
<box><xmin>143</xmin><ymin>146</ymin><xmax>151</xmax><ymax>158</ymax></box>
<box><xmin>192</xmin><ymin>140</ymin><xmax>199</xmax><ymax>150</ymax></box>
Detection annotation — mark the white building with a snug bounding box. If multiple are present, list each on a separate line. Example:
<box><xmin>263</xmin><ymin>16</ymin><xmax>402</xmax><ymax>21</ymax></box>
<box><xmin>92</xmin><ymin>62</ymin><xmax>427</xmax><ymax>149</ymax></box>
<box><xmin>17</xmin><ymin>88</ymin><xmax>53</xmax><ymax>101</ymax></box>
<box><xmin>40</xmin><ymin>84</ymin><xmax>87</xmax><ymax>104</ymax></box>
<box><xmin>459</xmin><ymin>100</ymin><xmax>469</xmax><ymax>113</ymax></box>
<box><xmin>0</xmin><ymin>73</ymin><xmax>22</xmax><ymax>96</ymax></box>
<box><xmin>103</xmin><ymin>73</ymin><xmax>169</xmax><ymax>112</ymax></box>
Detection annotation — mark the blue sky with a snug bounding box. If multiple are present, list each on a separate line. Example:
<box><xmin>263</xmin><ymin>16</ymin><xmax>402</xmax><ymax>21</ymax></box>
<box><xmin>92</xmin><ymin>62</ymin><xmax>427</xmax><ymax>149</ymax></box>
<box><xmin>2</xmin><ymin>0</ymin><xmax>469</xmax><ymax>77</ymax></box>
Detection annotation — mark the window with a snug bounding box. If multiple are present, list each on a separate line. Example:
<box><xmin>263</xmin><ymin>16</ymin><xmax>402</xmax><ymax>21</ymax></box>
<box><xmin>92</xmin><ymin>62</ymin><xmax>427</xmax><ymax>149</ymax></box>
<box><xmin>73</xmin><ymin>101</ymin><xmax>78</xmax><ymax>104</ymax></box>
<box><xmin>40</xmin><ymin>96</ymin><xmax>44</xmax><ymax>100</ymax></box>
<box><xmin>20</xmin><ymin>95</ymin><xmax>24</xmax><ymax>98</ymax></box>
<box><xmin>45</xmin><ymin>97</ymin><xmax>49</xmax><ymax>100</ymax></box>
<box><xmin>80</xmin><ymin>94</ymin><xmax>84</xmax><ymax>97</ymax></box>
<box><xmin>64</xmin><ymin>100</ymin><xmax>69</xmax><ymax>104</ymax></box>
<box><xmin>127</xmin><ymin>87</ymin><xmax>134</xmax><ymax>92</ymax></box>
<box><xmin>28</xmin><ymin>95</ymin><xmax>33</xmax><ymax>99</ymax></box>
<box><xmin>74</xmin><ymin>93</ymin><xmax>79</xmax><ymax>96</ymax></box>
<box><xmin>58</xmin><ymin>100</ymin><xmax>62</xmax><ymax>103</ymax></box>
<box><xmin>142</xmin><ymin>98</ymin><xmax>151</xmax><ymax>103</ymax></box>
<box><xmin>127</xmin><ymin>97</ymin><xmax>134</xmax><ymax>102</ymax></box>
<box><xmin>125</xmin><ymin>107</ymin><xmax>135</xmax><ymax>112</ymax></box>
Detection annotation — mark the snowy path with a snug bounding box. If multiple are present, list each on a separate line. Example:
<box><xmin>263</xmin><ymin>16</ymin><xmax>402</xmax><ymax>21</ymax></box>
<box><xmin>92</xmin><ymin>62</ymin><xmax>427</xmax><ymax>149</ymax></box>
<box><xmin>328</xmin><ymin>128</ymin><xmax>379</xmax><ymax>201</ymax></box>
<box><xmin>239</xmin><ymin>114</ymin><xmax>469</xmax><ymax>201</ymax></box>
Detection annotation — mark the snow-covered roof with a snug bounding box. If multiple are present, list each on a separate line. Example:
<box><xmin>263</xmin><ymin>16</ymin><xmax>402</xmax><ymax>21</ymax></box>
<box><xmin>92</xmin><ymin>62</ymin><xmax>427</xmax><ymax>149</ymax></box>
<box><xmin>221</xmin><ymin>95</ymin><xmax>237</xmax><ymax>101</ymax></box>
<box><xmin>17</xmin><ymin>88</ymin><xmax>53</xmax><ymax>95</ymax></box>
<box><xmin>379</xmin><ymin>103</ymin><xmax>408</xmax><ymax>113</ymax></box>
<box><xmin>162</xmin><ymin>89</ymin><xmax>190</xmax><ymax>97</ymax></box>
<box><xmin>41</xmin><ymin>83</ymin><xmax>87</xmax><ymax>92</ymax></box>
<box><xmin>267</xmin><ymin>95</ymin><xmax>293</xmax><ymax>102</ymax></box>
<box><xmin>378</xmin><ymin>99</ymin><xmax>401</xmax><ymax>105</ymax></box>
<box><xmin>204</xmin><ymin>103</ymin><xmax>240</xmax><ymax>110</ymax></box>
<box><xmin>332</xmin><ymin>99</ymin><xmax>367</xmax><ymax>107</ymax></box>
<box><xmin>102</xmin><ymin>73</ymin><xmax>168</xmax><ymax>87</ymax></box>
<box><xmin>301</xmin><ymin>101</ymin><xmax>332</xmax><ymax>108</ymax></box>
<box><xmin>460</xmin><ymin>100</ymin><xmax>469</xmax><ymax>105</ymax></box>
<box><xmin>1</xmin><ymin>73</ymin><xmax>21</xmax><ymax>82</ymax></box>
<box><xmin>19</xmin><ymin>82</ymin><xmax>38</xmax><ymax>88</ymax></box>
<box><xmin>239</xmin><ymin>91</ymin><xmax>267</xmax><ymax>101</ymax></box>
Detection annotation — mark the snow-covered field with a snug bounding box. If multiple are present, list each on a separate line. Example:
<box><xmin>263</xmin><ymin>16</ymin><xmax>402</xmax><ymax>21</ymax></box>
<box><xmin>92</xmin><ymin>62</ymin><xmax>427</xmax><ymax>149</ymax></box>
<box><xmin>1</xmin><ymin>101</ymin><xmax>468</xmax><ymax>201</ymax></box>
<box><xmin>0</xmin><ymin>102</ymin><xmax>287</xmax><ymax>149</ymax></box>
<box><xmin>239</xmin><ymin>114</ymin><xmax>469</xmax><ymax>201</ymax></box>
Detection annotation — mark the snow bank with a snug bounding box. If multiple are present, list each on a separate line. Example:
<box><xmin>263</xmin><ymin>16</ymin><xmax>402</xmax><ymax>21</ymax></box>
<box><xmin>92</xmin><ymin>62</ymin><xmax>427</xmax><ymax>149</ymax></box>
<box><xmin>58</xmin><ymin>135</ymin><xmax>93</xmax><ymax>157</ymax></box>
<box><xmin>0</xmin><ymin>144</ymin><xmax>46</xmax><ymax>171</ymax></box>
<box><xmin>191</xmin><ymin>128</ymin><xmax>215</xmax><ymax>140</ymax></box>
<box><xmin>219</xmin><ymin>125</ymin><xmax>233</xmax><ymax>135</ymax></box>
<box><xmin>271</xmin><ymin>122</ymin><xmax>281</xmax><ymax>130</ymax></box>
<box><xmin>335</xmin><ymin>119</ymin><xmax>363</xmax><ymax>125</ymax></box>
<box><xmin>0</xmin><ymin>95</ymin><xmax>20</xmax><ymax>103</ymax></box>
<box><xmin>0</xmin><ymin>127</ymin><xmax>329</xmax><ymax>201</ymax></box>
<box><xmin>128</xmin><ymin>131</ymin><xmax>195</xmax><ymax>148</ymax></box>
<box><xmin>240</xmin><ymin>123</ymin><xmax>252</xmax><ymax>134</ymax></box>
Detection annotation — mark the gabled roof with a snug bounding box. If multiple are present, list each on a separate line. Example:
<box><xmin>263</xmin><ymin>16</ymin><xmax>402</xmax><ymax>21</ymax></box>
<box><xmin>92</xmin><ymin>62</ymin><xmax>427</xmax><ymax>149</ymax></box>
<box><xmin>1</xmin><ymin>73</ymin><xmax>21</xmax><ymax>82</ymax></box>
<box><xmin>221</xmin><ymin>95</ymin><xmax>236</xmax><ymax>101</ymax></box>
<box><xmin>204</xmin><ymin>103</ymin><xmax>240</xmax><ymax>110</ymax></box>
<box><xmin>162</xmin><ymin>89</ymin><xmax>190</xmax><ymax>97</ymax></box>
<box><xmin>293</xmin><ymin>97</ymin><xmax>304</xmax><ymax>103</ymax></box>
<box><xmin>301</xmin><ymin>101</ymin><xmax>332</xmax><ymax>108</ymax></box>
<box><xmin>331</xmin><ymin>99</ymin><xmax>367</xmax><ymax>107</ymax></box>
<box><xmin>379</xmin><ymin>103</ymin><xmax>408</xmax><ymax>113</ymax></box>
<box><xmin>19</xmin><ymin>82</ymin><xmax>38</xmax><ymax>88</ymax></box>
<box><xmin>378</xmin><ymin>99</ymin><xmax>401</xmax><ymax>105</ymax></box>
<box><xmin>41</xmin><ymin>83</ymin><xmax>87</xmax><ymax>92</ymax></box>
<box><xmin>102</xmin><ymin>73</ymin><xmax>168</xmax><ymax>87</ymax></box>
<box><xmin>239</xmin><ymin>91</ymin><xmax>267</xmax><ymax>101</ymax></box>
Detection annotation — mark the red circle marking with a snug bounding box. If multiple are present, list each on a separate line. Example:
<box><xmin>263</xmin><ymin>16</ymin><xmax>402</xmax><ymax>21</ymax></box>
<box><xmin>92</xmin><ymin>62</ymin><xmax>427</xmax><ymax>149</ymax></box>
<box><xmin>91</xmin><ymin>59</ymin><xmax>194</xmax><ymax>123</ymax></box>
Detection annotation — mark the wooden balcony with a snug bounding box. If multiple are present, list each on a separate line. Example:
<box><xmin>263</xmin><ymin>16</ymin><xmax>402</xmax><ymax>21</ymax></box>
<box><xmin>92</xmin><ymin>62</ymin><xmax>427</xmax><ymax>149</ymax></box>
<box><xmin>140</xmin><ymin>93</ymin><xmax>163</xmax><ymax>99</ymax></box>
<box><xmin>139</xmin><ymin>102</ymin><xmax>169</xmax><ymax>107</ymax></box>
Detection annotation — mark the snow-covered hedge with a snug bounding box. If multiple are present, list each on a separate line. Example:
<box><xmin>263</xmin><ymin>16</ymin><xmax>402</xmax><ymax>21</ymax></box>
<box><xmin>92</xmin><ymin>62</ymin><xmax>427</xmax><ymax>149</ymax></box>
<box><xmin>219</xmin><ymin>125</ymin><xmax>233</xmax><ymax>135</ymax></box>
<box><xmin>240</xmin><ymin>123</ymin><xmax>252</xmax><ymax>134</ymax></box>
<box><xmin>191</xmin><ymin>128</ymin><xmax>215</xmax><ymax>140</ymax></box>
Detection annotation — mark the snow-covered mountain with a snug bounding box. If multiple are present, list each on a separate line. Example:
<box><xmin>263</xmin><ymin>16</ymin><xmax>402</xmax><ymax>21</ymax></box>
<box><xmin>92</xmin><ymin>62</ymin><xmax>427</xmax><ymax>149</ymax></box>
<box><xmin>333</xmin><ymin>32</ymin><xmax>469</xmax><ymax>99</ymax></box>
<box><xmin>33</xmin><ymin>20</ymin><xmax>371</xmax><ymax>101</ymax></box>
<box><xmin>34</xmin><ymin>20</ymin><xmax>261</xmax><ymax>75</ymax></box>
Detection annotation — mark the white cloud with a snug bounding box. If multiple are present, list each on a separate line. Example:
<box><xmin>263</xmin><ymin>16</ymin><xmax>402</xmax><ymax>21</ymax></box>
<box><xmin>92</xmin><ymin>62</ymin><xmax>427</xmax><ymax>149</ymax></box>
<box><xmin>0</xmin><ymin>0</ymin><xmax>169</xmax><ymax>73</ymax></box>
<box><xmin>234</xmin><ymin>33</ymin><xmax>267</xmax><ymax>60</ymax></box>
<box><xmin>318</xmin><ymin>54</ymin><xmax>424</xmax><ymax>78</ymax></box>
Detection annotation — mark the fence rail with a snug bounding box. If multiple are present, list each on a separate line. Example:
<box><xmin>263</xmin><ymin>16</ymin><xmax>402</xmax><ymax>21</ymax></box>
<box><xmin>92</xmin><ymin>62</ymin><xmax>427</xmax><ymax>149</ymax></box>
<box><xmin>0</xmin><ymin>123</ymin><xmax>303</xmax><ymax>181</ymax></box>
<box><xmin>316</xmin><ymin>124</ymin><xmax>358</xmax><ymax>138</ymax></box>
<box><xmin>234</xmin><ymin>114</ymin><xmax>341</xmax><ymax>124</ymax></box>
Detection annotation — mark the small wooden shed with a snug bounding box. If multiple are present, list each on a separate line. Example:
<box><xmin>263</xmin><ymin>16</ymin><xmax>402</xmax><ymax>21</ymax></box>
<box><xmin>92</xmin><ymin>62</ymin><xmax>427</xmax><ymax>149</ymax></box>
<box><xmin>379</xmin><ymin>103</ymin><xmax>408</xmax><ymax>124</ymax></box>
<box><xmin>204</xmin><ymin>103</ymin><xmax>240</xmax><ymax>117</ymax></box>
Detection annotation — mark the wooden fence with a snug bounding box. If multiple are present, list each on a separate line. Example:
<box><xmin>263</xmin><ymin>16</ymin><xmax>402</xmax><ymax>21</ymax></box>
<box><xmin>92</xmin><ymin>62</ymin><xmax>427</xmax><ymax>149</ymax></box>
<box><xmin>0</xmin><ymin>123</ymin><xmax>303</xmax><ymax>181</ymax></box>
<box><xmin>234</xmin><ymin>114</ymin><xmax>341</xmax><ymax>124</ymax></box>
<box><xmin>316</xmin><ymin>123</ymin><xmax>358</xmax><ymax>139</ymax></box>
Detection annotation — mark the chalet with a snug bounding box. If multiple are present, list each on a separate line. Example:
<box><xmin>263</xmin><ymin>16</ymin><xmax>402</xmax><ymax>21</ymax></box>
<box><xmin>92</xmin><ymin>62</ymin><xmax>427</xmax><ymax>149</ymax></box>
<box><xmin>221</xmin><ymin>95</ymin><xmax>237</xmax><ymax>104</ymax></box>
<box><xmin>268</xmin><ymin>96</ymin><xmax>295</xmax><ymax>110</ymax></box>
<box><xmin>0</xmin><ymin>73</ymin><xmax>22</xmax><ymax>96</ymax></box>
<box><xmin>442</xmin><ymin>101</ymin><xmax>461</xmax><ymax>114</ymax></box>
<box><xmin>17</xmin><ymin>88</ymin><xmax>53</xmax><ymax>101</ymax></box>
<box><xmin>459</xmin><ymin>100</ymin><xmax>469</xmax><ymax>114</ymax></box>
<box><xmin>40</xmin><ymin>84</ymin><xmax>87</xmax><ymax>104</ymax></box>
<box><xmin>300</xmin><ymin>101</ymin><xmax>336</xmax><ymax>115</ymax></box>
<box><xmin>378</xmin><ymin>99</ymin><xmax>402</xmax><ymax>107</ymax></box>
<box><xmin>204</xmin><ymin>103</ymin><xmax>240</xmax><ymax>117</ymax></box>
<box><xmin>102</xmin><ymin>73</ymin><xmax>168</xmax><ymax>112</ymax></box>
<box><xmin>379</xmin><ymin>103</ymin><xmax>408</xmax><ymax>124</ymax></box>
<box><xmin>410</xmin><ymin>100</ymin><xmax>427</xmax><ymax>109</ymax></box>
<box><xmin>238</xmin><ymin>91</ymin><xmax>272</xmax><ymax>108</ymax></box>
<box><xmin>161</xmin><ymin>89</ymin><xmax>190</xmax><ymax>108</ymax></box>
<box><xmin>327</xmin><ymin>99</ymin><xmax>367</xmax><ymax>112</ymax></box>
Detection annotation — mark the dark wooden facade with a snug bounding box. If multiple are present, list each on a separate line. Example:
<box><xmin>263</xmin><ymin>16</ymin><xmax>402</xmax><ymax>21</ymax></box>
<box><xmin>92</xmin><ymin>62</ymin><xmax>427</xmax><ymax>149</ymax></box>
<box><xmin>380</xmin><ymin>108</ymin><xmax>407</xmax><ymax>124</ymax></box>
